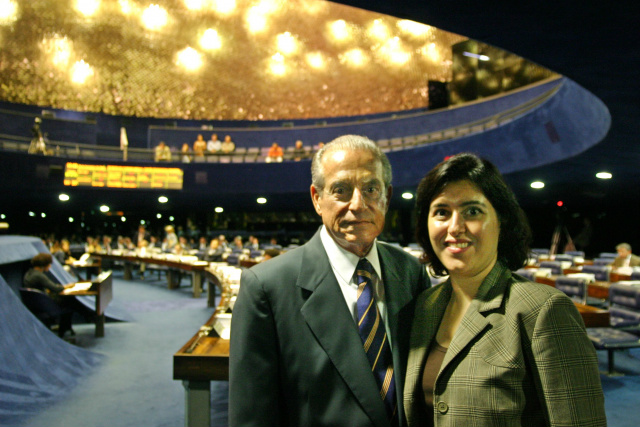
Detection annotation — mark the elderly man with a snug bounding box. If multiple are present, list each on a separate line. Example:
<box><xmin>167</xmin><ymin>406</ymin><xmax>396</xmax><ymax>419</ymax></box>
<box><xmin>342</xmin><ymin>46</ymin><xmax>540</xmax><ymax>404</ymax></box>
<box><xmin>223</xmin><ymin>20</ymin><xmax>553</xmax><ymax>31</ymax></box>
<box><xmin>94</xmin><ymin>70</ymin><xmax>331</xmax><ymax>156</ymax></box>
<box><xmin>612</xmin><ymin>243</ymin><xmax>640</xmax><ymax>267</ymax></box>
<box><xmin>229</xmin><ymin>135</ymin><xmax>429</xmax><ymax>427</ymax></box>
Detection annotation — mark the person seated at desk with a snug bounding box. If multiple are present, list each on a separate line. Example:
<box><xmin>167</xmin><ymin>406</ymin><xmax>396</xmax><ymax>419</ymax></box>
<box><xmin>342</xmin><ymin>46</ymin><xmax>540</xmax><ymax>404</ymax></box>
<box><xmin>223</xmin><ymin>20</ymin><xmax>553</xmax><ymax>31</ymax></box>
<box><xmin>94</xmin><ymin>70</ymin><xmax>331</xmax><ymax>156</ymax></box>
<box><xmin>612</xmin><ymin>242</ymin><xmax>640</xmax><ymax>268</ymax></box>
<box><xmin>220</xmin><ymin>135</ymin><xmax>235</xmax><ymax>154</ymax></box>
<box><xmin>265</xmin><ymin>142</ymin><xmax>283</xmax><ymax>163</ymax></box>
<box><xmin>23</xmin><ymin>253</ymin><xmax>85</xmax><ymax>338</ymax></box>
<box><xmin>205</xmin><ymin>238</ymin><xmax>224</xmax><ymax>262</ymax></box>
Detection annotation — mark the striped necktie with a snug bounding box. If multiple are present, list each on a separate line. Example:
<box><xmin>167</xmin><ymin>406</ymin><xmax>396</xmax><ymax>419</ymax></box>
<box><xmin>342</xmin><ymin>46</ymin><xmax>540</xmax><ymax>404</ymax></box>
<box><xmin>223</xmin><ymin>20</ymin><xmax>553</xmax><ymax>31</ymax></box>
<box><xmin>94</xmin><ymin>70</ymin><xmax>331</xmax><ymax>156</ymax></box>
<box><xmin>356</xmin><ymin>258</ymin><xmax>397</xmax><ymax>423</ymax></box>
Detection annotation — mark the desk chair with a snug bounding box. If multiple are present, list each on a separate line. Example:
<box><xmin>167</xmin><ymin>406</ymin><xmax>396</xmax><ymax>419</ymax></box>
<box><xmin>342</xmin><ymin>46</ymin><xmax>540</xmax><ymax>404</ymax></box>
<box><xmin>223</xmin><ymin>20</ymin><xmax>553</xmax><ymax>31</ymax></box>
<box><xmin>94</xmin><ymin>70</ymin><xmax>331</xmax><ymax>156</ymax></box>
<box><xmin>586</xmin><ymin>283</ymin><xmax>640</xmax><ymax>375</ymax></box>
<box><xmin>514</xmin><ymin>268</ymin><xmax>537</xmax><ymax>282</ymax></box>
<box><xmin>539</xmin><ymin>261</ymin><xmax>563</xmax><ymax>275</ymax></box>
<box><xmin>19</xmin><ymin>288</ymin><xmax>66</xmax><ymax>330</ymax></box>
<box><xmin>582</xmin><ymin>265</ymin><xmax>611</xmax><ymax>281</ymax></box>
<box><xmin>555</xmin><ymin>276</ymin><xmax>606</xmax><ymax>307</ymax></box>
<box><xmin>565</xmin><ymin>250</ymin><xmax>585</xmax><ymax>258</ymax></box>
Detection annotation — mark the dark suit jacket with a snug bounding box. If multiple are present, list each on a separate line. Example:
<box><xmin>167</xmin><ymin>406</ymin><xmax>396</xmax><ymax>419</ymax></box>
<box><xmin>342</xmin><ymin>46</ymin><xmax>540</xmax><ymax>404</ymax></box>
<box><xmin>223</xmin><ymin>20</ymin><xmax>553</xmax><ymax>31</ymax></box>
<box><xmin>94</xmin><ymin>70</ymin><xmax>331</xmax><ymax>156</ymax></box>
<box><xmin>404</xmin><ymin>262</ymin><xmax>606</xmax><ymax>427</ymax></box>
<box><xmin>229</xmin><ymin>230</ymin><xmax>429</xmax><ymax>427</ymax></box>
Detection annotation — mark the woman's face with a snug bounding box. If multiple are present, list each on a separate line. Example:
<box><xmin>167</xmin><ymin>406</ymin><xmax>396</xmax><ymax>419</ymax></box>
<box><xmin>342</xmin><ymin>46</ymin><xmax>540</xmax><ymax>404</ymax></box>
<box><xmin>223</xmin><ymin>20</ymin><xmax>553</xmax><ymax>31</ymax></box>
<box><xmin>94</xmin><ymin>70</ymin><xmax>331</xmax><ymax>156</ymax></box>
<box><xmin>428</xmin><ymin>180</ymin><xmax>500</xmax><ymax>282</ymax></box>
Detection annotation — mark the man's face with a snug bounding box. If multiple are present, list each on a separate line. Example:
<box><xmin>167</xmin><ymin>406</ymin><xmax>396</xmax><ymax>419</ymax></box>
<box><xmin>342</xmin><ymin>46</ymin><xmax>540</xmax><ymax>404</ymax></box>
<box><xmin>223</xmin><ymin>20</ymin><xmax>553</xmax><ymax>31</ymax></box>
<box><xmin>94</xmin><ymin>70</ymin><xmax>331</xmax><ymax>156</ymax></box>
<box><xmin>311</xmin><ymin>148</ymin><xmax>391</xmax><ymax>257</ymax></box>
<box><xmin>617</xmin><ymin>247</ymin><xmax>631</xmax><ymax>258</ymax></box>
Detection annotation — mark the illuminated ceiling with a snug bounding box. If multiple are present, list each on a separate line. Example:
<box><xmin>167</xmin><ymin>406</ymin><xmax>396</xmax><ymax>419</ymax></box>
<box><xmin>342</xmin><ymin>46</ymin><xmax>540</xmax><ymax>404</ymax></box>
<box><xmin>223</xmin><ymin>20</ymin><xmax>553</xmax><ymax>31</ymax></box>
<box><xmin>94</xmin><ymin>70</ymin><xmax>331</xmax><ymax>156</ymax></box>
<box><xmin>0</xmin><ymin>0</ymin><xmax>468</xmax><ymax>120</ymax></box>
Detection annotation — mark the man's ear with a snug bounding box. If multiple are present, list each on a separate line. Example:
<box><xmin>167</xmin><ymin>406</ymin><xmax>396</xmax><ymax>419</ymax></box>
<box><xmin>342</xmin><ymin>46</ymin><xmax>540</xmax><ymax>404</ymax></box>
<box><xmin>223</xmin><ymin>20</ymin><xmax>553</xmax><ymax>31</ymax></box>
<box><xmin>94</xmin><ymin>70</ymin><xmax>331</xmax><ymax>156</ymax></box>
<box><xmin>310</xmin><ymin>184</ymin><xmax>322</xmax><ymax>216</ymax></box>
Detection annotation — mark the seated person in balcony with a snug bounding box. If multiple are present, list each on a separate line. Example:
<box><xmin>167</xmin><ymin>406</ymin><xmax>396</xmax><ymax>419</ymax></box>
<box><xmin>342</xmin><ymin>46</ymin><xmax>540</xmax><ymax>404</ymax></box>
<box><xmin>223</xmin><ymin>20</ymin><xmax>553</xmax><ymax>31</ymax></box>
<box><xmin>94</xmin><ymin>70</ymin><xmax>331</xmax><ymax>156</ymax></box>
<box><xmin>193</xmin><ymin>134</ymin><xmax>207</xmax><ymax>158</ymax></box>
<box><xmin>23</xmin><ymin>253</ymin><xmax>81</xmax><ymax>338</ymax></box>
<box><xmin>180</xmin><ymin>143</ymin><xmax>191</xmax><ymax>163</ymax></box>
<box><xmin>612</xmin><ymin>243</ymin><xmax>640</xmax><ymax>267</ymax></box>
<box><xmin>266</xmin><ymin>142</ymin><xmax>284</xmax><ymax>163</ymax></box>
<box><xmin>207</xmin><ymin>133</ymin><xmax>222</xmax><ymax>153</ymax></box>
<box><xmin>293</xmin><ymin>139</ymin><xmax>306</xmax><ymax>161</ymax></box>
<box><xmin>155</xmin><ymin>141</ymin><xmax>172</xmax><ymax>162</ymax></box>
<box><xmin>220</xmin><ymin>135</ymin><xmax>236</xmax><ymax>154</ymax></box>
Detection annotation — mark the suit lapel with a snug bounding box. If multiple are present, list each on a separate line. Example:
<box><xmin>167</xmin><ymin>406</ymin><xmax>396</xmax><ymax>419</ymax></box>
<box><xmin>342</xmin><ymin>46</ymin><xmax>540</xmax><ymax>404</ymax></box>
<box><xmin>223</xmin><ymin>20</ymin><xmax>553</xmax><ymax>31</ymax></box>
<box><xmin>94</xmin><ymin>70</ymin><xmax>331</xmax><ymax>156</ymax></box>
<box><xmin>377</xmin><ymin>243</ymin><xmax>419</xmax><ymax>423</ymax></box>
<box><xmin>298</xmin><ymin>233</ymin><xmax>389</xmax><ymax>427</ymax></box>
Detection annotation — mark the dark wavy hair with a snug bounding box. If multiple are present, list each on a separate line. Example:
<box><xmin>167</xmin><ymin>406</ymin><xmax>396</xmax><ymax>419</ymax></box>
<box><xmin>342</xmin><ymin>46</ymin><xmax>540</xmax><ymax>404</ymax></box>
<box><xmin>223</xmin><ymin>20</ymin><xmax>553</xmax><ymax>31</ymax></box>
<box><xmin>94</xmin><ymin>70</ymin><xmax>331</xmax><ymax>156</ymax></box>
<box><xmin>415</xmin><ymin>153</ymin><xmax>532</xmax><ymax>276</ymax></box>
<box><xmin>31</xmin><ymin>252</ymin><xmax>53</xmax><ymax>268</ymax></box>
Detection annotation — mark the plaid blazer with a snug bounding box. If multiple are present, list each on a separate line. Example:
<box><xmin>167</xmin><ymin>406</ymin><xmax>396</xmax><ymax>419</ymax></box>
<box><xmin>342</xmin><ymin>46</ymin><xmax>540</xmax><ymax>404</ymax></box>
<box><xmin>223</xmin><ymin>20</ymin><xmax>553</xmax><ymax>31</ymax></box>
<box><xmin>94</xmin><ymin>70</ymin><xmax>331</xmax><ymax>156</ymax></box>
<box><xmin>404</xmin><ymin>262</ymin><xmax>606</xmax><ymax>427</ymax></box>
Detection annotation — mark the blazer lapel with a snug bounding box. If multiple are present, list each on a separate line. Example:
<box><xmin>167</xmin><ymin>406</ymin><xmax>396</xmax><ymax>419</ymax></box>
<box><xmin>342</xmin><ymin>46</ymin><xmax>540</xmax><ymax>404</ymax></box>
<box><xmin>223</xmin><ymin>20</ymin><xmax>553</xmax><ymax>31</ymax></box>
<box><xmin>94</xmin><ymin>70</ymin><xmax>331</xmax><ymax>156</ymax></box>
<box><xmin>440</xmin><ymin>264</ymin><xmax>509</xmax><ymax>373</ymax></box>
<box><xmin>404</xmin><ymin>283</ymin><xmax>449</xmax><ymax>423</ymax></box>
<box><xmin>298</xmin><ymin>233</ymin><xmax>389</xmax><ymax>427</ymax></box>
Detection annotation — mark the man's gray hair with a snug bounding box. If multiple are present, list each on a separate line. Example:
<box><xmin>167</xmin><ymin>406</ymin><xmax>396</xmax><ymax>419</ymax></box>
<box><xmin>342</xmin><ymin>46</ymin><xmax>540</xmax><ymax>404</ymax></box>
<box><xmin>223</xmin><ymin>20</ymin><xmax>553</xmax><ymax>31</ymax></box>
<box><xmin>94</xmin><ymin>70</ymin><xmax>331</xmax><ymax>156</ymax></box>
<box><xmin>311</xmin><ymin>135</ymin><xmax>392</xmax><ymax>191</ymax></box>
<box><xmin>616</xmin><ymin>243</ymin><xmax>632</xmax><ymax>251</ymax></box>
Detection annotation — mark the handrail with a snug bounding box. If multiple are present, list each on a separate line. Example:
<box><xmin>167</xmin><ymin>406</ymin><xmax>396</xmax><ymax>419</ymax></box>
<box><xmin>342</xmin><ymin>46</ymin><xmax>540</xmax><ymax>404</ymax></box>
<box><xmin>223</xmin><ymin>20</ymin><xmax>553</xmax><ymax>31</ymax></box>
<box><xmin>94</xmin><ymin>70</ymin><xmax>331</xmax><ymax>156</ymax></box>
<box><xmin>0</xmin><ymin>78</ymin><xmax>563</xmax><ymax>162</ymax></box>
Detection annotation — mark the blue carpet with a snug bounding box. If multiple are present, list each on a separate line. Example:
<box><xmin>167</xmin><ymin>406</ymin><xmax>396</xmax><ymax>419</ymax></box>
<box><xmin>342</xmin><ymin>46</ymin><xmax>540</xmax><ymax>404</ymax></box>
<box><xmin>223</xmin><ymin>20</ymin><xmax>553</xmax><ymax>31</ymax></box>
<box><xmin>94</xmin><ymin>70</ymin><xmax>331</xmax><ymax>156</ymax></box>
<box><xmin>0</xmin><ymin>275</ymin><xmax>104</xmax><ymax>426</ymax></box>
<box><xmin>3</xmin><ymin>269</ymin><xmax>639</xmax><ymax>427</ymax></box>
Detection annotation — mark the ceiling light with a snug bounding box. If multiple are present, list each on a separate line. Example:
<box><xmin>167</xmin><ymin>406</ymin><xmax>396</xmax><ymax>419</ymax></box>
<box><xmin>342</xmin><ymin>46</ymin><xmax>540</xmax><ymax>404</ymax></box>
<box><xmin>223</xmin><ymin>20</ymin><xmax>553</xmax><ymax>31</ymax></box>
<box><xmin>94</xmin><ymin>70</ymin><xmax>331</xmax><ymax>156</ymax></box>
<box><xmin>121</xmin><ymin>216</ymin><xmax>126</xmax><ymax>222</ymax></box>
<box><xmin>212</xmin><ymin>0</ymin><xmax>237</xmax><ymax>15</ymax></box>
<box><xmin>276</xmin><ymin>32</ymin><xmax>298</xmax><ymax>56</ymax></box>
<box><xmin>69</xmin><ymin>217</ymin><xmax>74</xmax><ymax>222</ymax></box>
<box><xmin>29</xmin><ymin>211</ymin><xmax>35</xmax><ymax>217</ymax></box>
<box><xmin>215</xmin><ymin>207</ymin><xmax>224</xmax><ymax>213</ymax></box>
<box><xmin>269</xmin><ymin>53</ymin><xmax>286</xmax><ymax>76</ymax></box>
<box><xmin>329</xmin><ymin>19</ymin><xmax>351</xmax><ymax>41</ymax></box>
<box><xmin>75</xmin><ymin>0</ymin><xmax>100</xmax><ymax>17</ymax></box>
<box><xmin>402</xmin><ymin>192</ymin><xmax>414</xmax><ymax>200</ymax></box>
<box><xmin>340</xmin><ymin>49</ymin><xmax>368</xmax><ymax>67</ymax></box>
<box><xmin>245</xmin><ymin>6</ymin><xmax>268</xmax><ymax>34</ymax></box>
<box><xmin>59</xmin><ymin>193</ymin><xmax>70</xmax><ymax>201</ymax></box>
<box><xmin>177</xmin><ymin>47</ymin><xmax>203</xmax><ymax>71</ymax></box>
<box><xmin>595</xmin><ymin>172</ymin><xmax>612</xmax><ymax>179</ymax></box>
<box><xmin>119</xmin><ymin>0</ymin><xmax>133</xmax><ymax>15</ymax></box>
<box><xmin>71</xmin><ymin>60</ymin><xmax>94</xmax><ymax>84</ymax></box>
<box><xmin>100</xmin><ymin>205</ymin><xmax>110</xmax><ymax>212</ymax></box>
<box><xmin>141</xmin><ymin>4</ymin><xmax>168</xmax><ymax>31</ymax></box>
<box><xmin>157</xmin><ymin>213</ymin><xmax>162</xmax><ymax>218</ymax></box>
<box><xmin>184</xmin><ymin>0</ymin><xmax>205</xmax><ymax>11</ymax></box>
<box><xmin>462</xmin><ymin>51</ymin><xmax>490</xmax><ymax>61</ymax></box>
<box><xmin>257</xmin><ymin>197</ymin><xmax>267</xmax><ymax>204</ymax></box>
<box><xmin>200</xmin><ymin>29</ymin><xmax>222</xmax><ymax>50</ymax></box>
<box><xmin>0</xmin><ymin>0</ymin><xmax>18</xmax><ymax>24</ymax></box>
<box><xmin>530</xmin><ymin>181</ymin><xmax>545</xmax><ymax>189</ymax></box>
<box><xmin>368</xmin><ymin>19</ymin><xmax>390</xmax><ymax>41</ymax></box>
<box><xmin>41</xmin><ymin>213</ymin><xmax>46</xmax><ymax>218</ymax></box>
<box><xmin>397</xmin><ymin>20</ymin><xmax>432</xmax><ymax>37</ymax></box>
<box><xmin>306</xmin><ymin>52</ymin><xmax>325</xmax><ymax>69</ymax></box>
<box><xmin>158</xmin><ymin>196</ymin><xmax>168</xmax><ymax>203</ymax></box>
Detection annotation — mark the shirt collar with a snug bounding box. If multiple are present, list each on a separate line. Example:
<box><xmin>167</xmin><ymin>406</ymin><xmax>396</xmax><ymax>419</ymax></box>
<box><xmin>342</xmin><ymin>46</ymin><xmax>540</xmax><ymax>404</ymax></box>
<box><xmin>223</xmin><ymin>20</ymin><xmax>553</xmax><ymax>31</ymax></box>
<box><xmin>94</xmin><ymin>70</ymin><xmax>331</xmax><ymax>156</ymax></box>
<box><xmin>320</xmin><ymin>225</ymin><xmax>382</xmax><ymax>283</ymax></box>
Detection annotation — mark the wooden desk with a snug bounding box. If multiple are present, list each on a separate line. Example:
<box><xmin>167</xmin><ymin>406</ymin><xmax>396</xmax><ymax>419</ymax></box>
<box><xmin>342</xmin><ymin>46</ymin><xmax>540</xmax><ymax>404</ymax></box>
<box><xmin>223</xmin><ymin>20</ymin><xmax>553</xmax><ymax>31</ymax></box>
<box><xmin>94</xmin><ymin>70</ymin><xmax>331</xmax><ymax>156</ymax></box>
<box><xmin>535</xmin><ymin>276</ymin><xmax>611</xmax><ymax>300</ymax></box>
<box><xmin>67</xmin><ymin>259</ymin><xmax>102</xmax><ymax>281</ymax></box>
<box><xmin>61</xmin><ymin>270</ymin><xmax>113</xmax><ymax>337</ymax></box>
<box><xmin>97</xmin><ymin>254</ymin><xmax>207</xmax><ymax>298</ymax></box>
<box><xmin>174</xmin><ymin>274</ymin><xmax>230</xmax><ymax>427</ymax></box>
<box><xmin>574</xmin><ymin>303</ymin><xmax>610</xmax><ymax>327</ymax></box>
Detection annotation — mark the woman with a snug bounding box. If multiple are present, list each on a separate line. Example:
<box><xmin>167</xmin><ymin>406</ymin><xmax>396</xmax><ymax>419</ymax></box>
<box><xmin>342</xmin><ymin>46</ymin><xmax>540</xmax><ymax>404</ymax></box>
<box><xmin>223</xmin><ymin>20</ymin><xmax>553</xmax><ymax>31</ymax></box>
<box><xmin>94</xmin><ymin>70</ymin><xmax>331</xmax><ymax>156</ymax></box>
<box><xmin>23</xmin><ymin>253</ymin><xmax>79</xmax><ymax>338</ymax></box>
<box><xmin>404</xmin><ymin>153</ymin><xmax>605</xmax><ymax>427</ymax></box>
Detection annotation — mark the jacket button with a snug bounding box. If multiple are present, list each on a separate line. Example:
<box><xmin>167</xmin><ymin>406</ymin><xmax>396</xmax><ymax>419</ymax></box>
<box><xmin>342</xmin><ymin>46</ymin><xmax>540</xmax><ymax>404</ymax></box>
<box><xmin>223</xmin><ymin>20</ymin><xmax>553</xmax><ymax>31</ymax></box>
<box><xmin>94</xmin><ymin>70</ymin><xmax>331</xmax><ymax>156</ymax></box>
<box><xmin>437</xmin><ymin>401</ymin><xmax>448</xmax><ymax>414</ymax></box>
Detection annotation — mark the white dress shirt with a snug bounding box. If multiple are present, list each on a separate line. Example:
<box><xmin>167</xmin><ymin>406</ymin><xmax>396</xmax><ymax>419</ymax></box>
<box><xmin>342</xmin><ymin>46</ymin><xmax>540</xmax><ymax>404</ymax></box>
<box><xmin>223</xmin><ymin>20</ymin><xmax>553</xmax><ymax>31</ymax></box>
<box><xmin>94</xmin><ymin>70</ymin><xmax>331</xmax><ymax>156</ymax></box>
<box><xmin>319</xmin><ymin>225</ymin><xmax>392</xmax><ymax>348</ymax></box>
